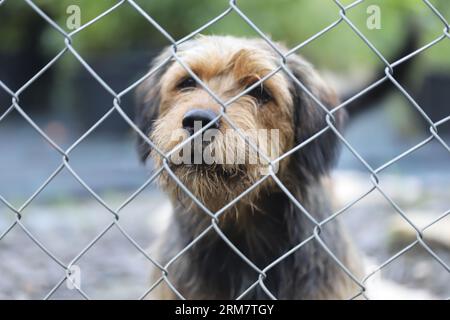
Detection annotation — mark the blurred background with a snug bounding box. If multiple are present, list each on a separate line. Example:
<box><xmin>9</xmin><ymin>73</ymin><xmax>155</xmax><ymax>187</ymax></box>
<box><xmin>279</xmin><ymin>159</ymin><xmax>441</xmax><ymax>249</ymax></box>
<box><xmin>0</xmin><ymin>0</ymin><xmax>448</xmax><ymax>299</ymax></box>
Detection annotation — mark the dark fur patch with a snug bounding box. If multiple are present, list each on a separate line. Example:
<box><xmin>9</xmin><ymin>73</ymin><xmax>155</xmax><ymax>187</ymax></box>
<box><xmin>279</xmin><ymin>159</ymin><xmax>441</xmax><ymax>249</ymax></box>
<box><xmin>135</xmin><ymin>49</ymin><xmax>172</xmax><ymax>162</ymax></box>
<box><xmin>286</xmin><ymin>56</ymin><xmax>346</xmax><ymax>182</ymax></box>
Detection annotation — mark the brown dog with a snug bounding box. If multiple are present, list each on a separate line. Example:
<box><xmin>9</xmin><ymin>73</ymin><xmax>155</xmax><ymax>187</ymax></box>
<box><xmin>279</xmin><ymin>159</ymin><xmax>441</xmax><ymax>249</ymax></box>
<box><xmin>136</xmin><ymin>35</ymin><xmax>363</xmax><ymax>299</ymax></box>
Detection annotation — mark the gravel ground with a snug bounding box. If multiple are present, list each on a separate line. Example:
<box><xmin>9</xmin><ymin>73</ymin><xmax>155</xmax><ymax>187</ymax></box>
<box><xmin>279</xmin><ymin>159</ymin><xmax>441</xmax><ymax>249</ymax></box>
<box><xmin>0</xmin><ymin>189</ymin><xmax>172</xmax><ymax>300</ymax></box>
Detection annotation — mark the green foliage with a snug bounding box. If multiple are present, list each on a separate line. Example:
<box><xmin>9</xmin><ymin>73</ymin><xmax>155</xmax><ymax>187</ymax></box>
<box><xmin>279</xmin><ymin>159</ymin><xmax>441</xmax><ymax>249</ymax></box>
<box><xmin>0</xmin><ymin>0</ymin><xmax>449</xmax><ymax>71</ymax></box>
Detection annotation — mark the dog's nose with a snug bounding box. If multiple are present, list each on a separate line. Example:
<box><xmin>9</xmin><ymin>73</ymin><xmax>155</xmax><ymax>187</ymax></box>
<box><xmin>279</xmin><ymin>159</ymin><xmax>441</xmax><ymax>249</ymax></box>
<box><xmin>182</xmin><ymin>109</ymin><xmax>219</xmax><ymax>134</ymax></box>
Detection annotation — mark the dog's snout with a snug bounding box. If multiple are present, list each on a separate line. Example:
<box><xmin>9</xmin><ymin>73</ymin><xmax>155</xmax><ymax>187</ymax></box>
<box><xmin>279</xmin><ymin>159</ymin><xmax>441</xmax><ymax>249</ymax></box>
<box><xmin>182</xmin><ymin>109</ymin><xmax>219</xmax><ymax>134</ymax></box>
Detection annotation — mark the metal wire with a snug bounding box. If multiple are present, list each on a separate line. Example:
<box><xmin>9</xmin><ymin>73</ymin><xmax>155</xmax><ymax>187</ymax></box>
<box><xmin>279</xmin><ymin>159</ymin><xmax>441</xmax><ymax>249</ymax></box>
<box><xmin>0</xmin><ymin>0</ymin><xmax>448</xmax><ymax>300</ymax></box>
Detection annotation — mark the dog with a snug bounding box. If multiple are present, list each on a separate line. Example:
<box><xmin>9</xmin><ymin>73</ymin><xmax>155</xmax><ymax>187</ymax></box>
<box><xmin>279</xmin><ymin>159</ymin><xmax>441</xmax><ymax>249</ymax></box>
<box><xmin>135</xmin><ymin>35</ymin><xmax>414</xmax><ymax>300</ymax></box>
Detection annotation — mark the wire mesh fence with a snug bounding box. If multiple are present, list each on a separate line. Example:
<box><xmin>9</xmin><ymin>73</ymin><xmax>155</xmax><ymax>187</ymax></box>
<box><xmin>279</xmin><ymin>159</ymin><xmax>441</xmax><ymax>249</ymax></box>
<box><xmin>0</xmin><ymin>0</ymin><xmax>449</xmax><ymax>300</ymax></box>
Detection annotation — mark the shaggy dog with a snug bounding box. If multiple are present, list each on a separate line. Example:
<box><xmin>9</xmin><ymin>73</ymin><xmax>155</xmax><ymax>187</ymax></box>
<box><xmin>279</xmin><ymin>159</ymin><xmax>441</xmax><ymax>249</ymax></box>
<box><xmin>135</xmin><ymin>35</ymin><xmax>378</xmax><ymax>300</ymax></box>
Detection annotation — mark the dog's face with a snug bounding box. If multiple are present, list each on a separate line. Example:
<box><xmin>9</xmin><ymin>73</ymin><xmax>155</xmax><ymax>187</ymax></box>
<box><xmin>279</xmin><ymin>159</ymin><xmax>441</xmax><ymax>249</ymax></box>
<box><xmin>136</xmin><ymin>36</ymin><xmax>344</xmax><ymax>211</ymax></box>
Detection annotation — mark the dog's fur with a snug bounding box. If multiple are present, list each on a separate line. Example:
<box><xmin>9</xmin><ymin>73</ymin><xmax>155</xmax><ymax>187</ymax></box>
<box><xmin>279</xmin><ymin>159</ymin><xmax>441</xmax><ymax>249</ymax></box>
<box><xmin>136</xmin><ymin>36</ymin><xmax>363</xmax><ymax>299</ymax></box>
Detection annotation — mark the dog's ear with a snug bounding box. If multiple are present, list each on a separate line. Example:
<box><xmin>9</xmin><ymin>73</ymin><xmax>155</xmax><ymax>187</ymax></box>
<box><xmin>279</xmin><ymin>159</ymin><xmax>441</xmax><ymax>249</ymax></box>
<box><xmin>135</xmin><ymin>48</ymin><xmax>172</xmax><ymax>162</ymax></box>
<box><xmin>286</xmin><ymin>54</ymin><xmax>346</xmax><ymax>180</ymax></box>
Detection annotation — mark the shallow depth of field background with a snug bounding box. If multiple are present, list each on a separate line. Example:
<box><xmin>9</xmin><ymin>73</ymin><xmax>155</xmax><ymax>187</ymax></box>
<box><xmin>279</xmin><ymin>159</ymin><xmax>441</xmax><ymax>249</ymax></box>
<box><xmin>0</xmin><ymin>0</ymin><xmax>449</xmax><ymax>299</ymax></box>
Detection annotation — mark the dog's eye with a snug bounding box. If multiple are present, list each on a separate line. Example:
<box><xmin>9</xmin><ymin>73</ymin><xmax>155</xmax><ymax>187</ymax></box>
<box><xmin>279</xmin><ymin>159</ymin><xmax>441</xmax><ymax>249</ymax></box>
<box><xmin>247</xmin><ymin>85</ymin><xmax>272</xmax><ymax>104</ymax></box>
<box><xmin>177</xmin><ymin>77</ymin><xmax>197</xmax><ymax>90</ymax></box>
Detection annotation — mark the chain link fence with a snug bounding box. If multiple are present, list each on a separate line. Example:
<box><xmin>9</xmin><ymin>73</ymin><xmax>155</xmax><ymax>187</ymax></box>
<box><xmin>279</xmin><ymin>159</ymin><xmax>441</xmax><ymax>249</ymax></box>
<box><xmin>0</xmin><ymin>0</ymin><xmax>449</xmax><ymax>300</ymax></box>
